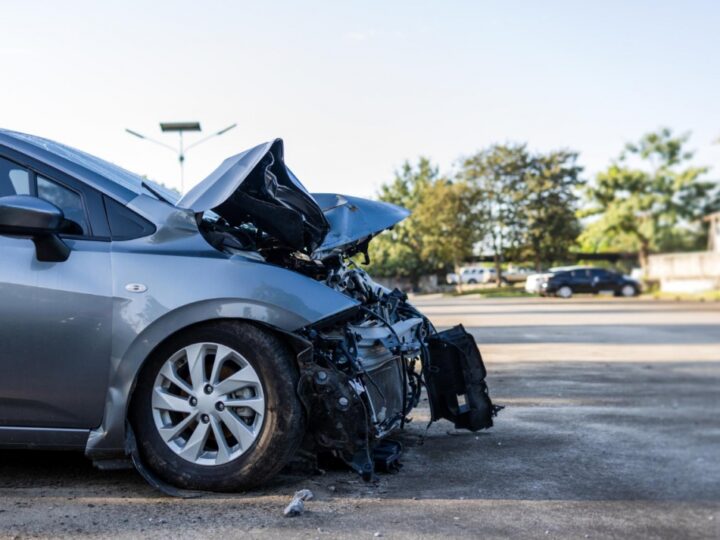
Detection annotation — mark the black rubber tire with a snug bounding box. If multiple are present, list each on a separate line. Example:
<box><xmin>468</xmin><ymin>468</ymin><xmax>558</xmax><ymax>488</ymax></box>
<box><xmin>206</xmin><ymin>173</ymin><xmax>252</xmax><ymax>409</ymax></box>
<box><xmin>130</xmin><ymin>321</ymin><xmax>305</xmax><ymax>492</ymax></box>
<box><xmin>615</xmin><ymin>284</ymin><xmax>638</xmax><ymax>297</ymax></box>
<box><xmin>555</xmin><ymin>285</ymin><xmax>573</xmax><ymax>299</ymax></box>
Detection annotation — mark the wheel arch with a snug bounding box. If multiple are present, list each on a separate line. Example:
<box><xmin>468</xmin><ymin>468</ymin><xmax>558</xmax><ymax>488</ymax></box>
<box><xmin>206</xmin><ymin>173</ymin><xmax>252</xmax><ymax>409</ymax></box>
<box><xmin>126</xmin><ymin>317</ymin><xmax>310</xmax><ymax>410</ymax></box>
<box><xmin>85</xmin><ymin>302</ymin><xmax>318</xmax><ymax>461</ymax></box>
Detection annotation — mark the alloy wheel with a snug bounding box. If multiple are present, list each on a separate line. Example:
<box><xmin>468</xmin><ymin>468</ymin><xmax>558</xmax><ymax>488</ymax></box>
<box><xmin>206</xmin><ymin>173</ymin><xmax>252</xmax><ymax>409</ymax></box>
<box><xmin>621</xmin><ymin>285</ymin><xmax>636</xmax><ymax>297</ymax></box>
<box><xmin>151</xmin><ymin>342</ymin><xmax>265</xmax><ymax>466</ymax></box>
<box><xmin>557</xmin><ymin>286</ymin><xmax>573</xmax><ymax>298</ymax></box>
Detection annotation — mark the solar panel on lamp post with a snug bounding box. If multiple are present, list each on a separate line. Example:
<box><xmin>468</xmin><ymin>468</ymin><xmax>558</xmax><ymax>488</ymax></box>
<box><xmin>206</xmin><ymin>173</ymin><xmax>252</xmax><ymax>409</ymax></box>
<box><xmin>125</xmin><ymin>122</ymin><xmax>237</xmax><ymax>194</ymax></box>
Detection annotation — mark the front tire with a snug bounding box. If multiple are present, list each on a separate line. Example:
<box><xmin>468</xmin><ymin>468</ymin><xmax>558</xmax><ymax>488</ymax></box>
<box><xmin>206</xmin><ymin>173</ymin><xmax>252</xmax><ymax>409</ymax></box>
<box><xmin>556</xmin><ymin>285</ymin><xmax>573</xmax><ymax>299</ymax></box>
<box><xmin>130</xmin><ymin>321</ymin><xmax>305</xmax><ymax>492</ymax></box>
<box><xmin>620</xmin><ymin>284</ymin><xmax>637</xmax><ymax>297</ymax></box>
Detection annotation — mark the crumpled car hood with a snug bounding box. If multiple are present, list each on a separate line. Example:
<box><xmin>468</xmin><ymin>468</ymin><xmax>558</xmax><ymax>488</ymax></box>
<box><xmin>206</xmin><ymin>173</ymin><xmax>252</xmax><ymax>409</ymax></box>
<box><xmin>312</xmin><ymin>193</ymin><xmax>409</xmax><ymax>258</ymax></box>
<box><xmin>178</xmin><ymin>139</ymin><xmax>330</xmax><ymax>252</ymax></box>
<box><xmin>178</xmin><ymin>138</ymin><xmax>409</xmax><ymax>257</ymax></box>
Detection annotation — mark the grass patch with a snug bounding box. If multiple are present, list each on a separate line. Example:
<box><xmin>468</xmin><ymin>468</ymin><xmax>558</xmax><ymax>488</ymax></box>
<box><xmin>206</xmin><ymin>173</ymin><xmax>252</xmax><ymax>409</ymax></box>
<box><xmin>452</xmin><ymin>286</ymin><xmax>534</xmax><ymax>298</ymax></box>
<box><xmin>646</xmin><ymin>290</ymin><xmax>720</xmax><ymax>302</ymax></box>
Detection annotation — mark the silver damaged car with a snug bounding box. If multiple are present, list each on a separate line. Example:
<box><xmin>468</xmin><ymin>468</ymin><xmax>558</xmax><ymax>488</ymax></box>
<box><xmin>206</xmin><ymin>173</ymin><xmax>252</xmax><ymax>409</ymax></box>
<box><xmin>0</xmin><ymin>131</ymin><xmax>499</xmax><ymax>492</ymax></box>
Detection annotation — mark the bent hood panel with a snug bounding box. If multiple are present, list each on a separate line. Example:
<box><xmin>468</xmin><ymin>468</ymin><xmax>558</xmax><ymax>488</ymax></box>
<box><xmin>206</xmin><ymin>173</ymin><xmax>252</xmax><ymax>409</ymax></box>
<box><xmin>312</xmin><ymin>193</ymin><xmax>410</xmax><ymax>258</ymax></box>
<box><xmin>177</xmin><ymin>139</ymin><xmax>330</xmax><ymax>253</ymax></box>
<box><xmin>178</xmin><ymin>139</ymin><xmax>410</xmax><ymax>257</ymax></box>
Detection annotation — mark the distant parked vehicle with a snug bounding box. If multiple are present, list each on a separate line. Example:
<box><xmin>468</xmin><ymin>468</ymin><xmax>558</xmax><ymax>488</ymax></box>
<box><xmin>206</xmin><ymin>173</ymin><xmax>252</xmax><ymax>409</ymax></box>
<box><xmin>525</xmin><ymin>272</ymin><xmax>552</xmax><ymax>293</ymax></box>
<box><xmin>478</xmin><ymin>267</ymin><xmax>497</xmax><ymax>284</ymax></box>
<box><xmin>502</xmin><ymin>266</ymin><xmax>533</xmax><ymax>284</ymax></box>
<box><xmin>541</xmin><ymin>267</ymin><xmax>641</xmax><ymax>298</ymax></box>
<box><xmin>446</xmin><ymin>266</ymin><xmax>495</xmax><ymax>285</ymax></box>
<box><xmin>448</xmin><ymin>265</ymin><xmax>534</xmax><ymax>286</ymax></box>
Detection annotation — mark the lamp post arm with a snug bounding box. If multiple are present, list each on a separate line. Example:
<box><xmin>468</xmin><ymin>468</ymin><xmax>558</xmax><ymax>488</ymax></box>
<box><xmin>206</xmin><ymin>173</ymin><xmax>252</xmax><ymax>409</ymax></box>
<box><xmin>184</xmin><ymin>123</ymin><xmax>237</xmax><ymax>152</ymax></box>
<box><xmin>125</xmin><ymin>129</ymin><xmax>178</xmax><ymax>154</ymax></box>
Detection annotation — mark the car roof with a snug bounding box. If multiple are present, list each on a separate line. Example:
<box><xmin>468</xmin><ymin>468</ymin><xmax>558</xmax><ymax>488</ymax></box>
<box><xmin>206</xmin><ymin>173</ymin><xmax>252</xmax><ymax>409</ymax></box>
<box><xmin>0</xmin><ymin>129</ymin><xmax>177</xmax><ymax>204</ymax></box>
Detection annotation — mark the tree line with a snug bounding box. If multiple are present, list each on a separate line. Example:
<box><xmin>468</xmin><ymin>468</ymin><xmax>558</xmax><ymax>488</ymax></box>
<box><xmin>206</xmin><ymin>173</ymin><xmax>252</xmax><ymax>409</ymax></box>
<box><xmin>367</xmin><ymin>128</ymin><xmax>720</xmax><ymax>286</ymax></box>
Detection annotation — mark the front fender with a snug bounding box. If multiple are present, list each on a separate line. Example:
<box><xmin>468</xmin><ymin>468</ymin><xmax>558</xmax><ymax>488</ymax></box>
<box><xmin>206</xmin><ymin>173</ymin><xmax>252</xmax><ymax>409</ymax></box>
<box><xmin>86</xmin><ymin>240</ymin><xmax>357</xmax><ymax>459</ymax></box>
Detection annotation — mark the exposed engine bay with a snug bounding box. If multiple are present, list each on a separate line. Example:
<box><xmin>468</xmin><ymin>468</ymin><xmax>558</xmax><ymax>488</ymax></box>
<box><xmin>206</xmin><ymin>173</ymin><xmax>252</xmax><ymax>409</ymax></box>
<box><xmin>180</xmin><ymin>138</ymin><xmax>501</xmax><ymax>479</ymax></box>
<box><xmin>296</xmin><ymin>261</ymin><xmax>500</xmax><ymax>478</ymax></box>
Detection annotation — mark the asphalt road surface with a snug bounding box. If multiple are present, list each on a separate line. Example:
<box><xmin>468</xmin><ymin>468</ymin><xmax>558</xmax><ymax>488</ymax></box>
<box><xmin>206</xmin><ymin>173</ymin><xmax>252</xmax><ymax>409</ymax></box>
<box><xmin>1</xmin><ymin>297</ymin><xmax>718</xmax><ymax>539</ymax></box>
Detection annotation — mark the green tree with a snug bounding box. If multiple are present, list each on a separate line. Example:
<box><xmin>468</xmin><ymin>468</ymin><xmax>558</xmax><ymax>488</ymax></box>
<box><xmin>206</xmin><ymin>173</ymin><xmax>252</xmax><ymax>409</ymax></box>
<box><xmin>459</xmin><ymin>144</ymin><xmax>530</xmax><ymax>283</ymax></box>
<box><xmin>580</xmin><ymin>128</ymin><xmax>715</xmax><ymax>269</ymax></box>
<box><xmin>522</xmin><ymin>150</ymin><xmax>583</xmax><ymax>270</ymax></box>
<box><xmin>368</xmin><ymin>158</ymin><xmax>477</xmax><ymax>288</ymax></box>
<box><xmin>412</xmin><ymin>178</ymin><xmax>479</xmax><ymax>271</ymax></box>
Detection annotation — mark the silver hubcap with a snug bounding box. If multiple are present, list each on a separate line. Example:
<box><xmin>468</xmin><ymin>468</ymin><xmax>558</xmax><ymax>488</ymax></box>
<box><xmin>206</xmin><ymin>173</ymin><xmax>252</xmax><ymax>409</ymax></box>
<box><xmin>622</xmin><ymin>285</ymin><xmax>635</xmax><ymax>297</ymax></box>
<box><xmin>152</xmin><ymin>342</ymin><xmax>265</xmax><ymax>466</ymax></box>
<box><xmin>558</xmin><ymin>286</ymin><xmax>572</xmax><ymax>298</ymax></box>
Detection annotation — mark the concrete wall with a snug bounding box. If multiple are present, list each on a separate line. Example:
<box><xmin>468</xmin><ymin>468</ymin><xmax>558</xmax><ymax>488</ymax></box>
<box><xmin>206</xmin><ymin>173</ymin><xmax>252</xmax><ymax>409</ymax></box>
<box><xmin>647</xmin><ymin>251</ymin><xmax>720</xmax><ymax>292</ymax></box>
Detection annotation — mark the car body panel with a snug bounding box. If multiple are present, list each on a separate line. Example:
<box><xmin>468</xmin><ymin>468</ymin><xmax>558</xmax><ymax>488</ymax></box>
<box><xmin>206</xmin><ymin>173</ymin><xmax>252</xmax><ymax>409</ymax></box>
<box><xmin>178</xmin><ymin>138</ymin><xmax>330</xmax><ymax>253</ymax></box>
<box><xmin>312</xmin><ymin>193</ymin><xmax>410</xmax><ymax>258</ymax></box>
<box><xmin>0</xmin><ymin>426</ymin><xmax>89</xmax><ymax>449</ymax></box>
<box><xmin>0</xmin><ymin>235</ymin><xmax>113</xmax><ymax>428</ymax></box>
<box><xmin>177</xmin><ymin>140</ymin><xmax>410</xmax><ymax>257</ymax></box>
<box><xmin>85</xmin><ymin>195</ymin><xmax>360</xmax><ymax>456</ymax></box>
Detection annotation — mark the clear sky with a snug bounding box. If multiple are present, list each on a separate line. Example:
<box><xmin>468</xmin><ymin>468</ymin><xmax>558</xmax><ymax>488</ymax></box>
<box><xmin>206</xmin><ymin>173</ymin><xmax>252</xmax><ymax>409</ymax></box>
<box><xmin>2</xmin><ymin>0</ymin><xmax>719</xmax><ymax>197</ymax></box>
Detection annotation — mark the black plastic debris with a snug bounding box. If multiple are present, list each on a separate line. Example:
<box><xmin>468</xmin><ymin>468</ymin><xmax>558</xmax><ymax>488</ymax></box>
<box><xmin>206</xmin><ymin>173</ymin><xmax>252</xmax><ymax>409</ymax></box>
<box><xmin>424</xmin><ymin>325</ymin><xmax>502</xmax><ymax>431</ymax></box>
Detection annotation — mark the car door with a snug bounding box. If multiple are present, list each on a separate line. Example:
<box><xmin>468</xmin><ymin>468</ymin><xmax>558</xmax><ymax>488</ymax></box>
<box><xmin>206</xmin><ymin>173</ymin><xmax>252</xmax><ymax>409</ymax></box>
<box><xmin>0</xmin><ymin>155</ymin><xmax>113</xmax><ymax>428</ymax></box>
<box><xmin>570</xmin><ymin>269</ymin><xmax>593</xmax><ymax>293</ymax></box>
<box><xmin>590</xmin><ymin>269</ymin><xmax>614</xmax><ymax>292</ymax></box>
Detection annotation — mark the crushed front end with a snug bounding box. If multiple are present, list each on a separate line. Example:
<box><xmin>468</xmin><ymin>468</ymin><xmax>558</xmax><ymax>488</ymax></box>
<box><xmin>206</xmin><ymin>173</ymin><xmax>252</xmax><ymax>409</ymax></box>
<box><xmin>294</xmin><ymin>262</ymin><xmax>501</xmax><ymax>479</ymax></box>
<box><xmin>182</xmin><ymin>137</ymin><xmax>501</xmax><ymax>480</ymax></box>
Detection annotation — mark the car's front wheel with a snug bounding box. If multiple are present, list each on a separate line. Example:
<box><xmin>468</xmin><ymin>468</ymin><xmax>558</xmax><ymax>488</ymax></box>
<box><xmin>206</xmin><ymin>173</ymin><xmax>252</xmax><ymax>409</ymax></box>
<box><xmin>619</xmin><ymin>284</ymin><xmax>637</xmax><ymax>297</ymax></box>
<box><xmin>130</xmin><ymin>321</ymin><xmax>305</xmax><ymax>492</ymax></box>
<box><xmin>556</xmin><ymin>285</ymin><xmax>573</xmax><ymax>298</ymax></box>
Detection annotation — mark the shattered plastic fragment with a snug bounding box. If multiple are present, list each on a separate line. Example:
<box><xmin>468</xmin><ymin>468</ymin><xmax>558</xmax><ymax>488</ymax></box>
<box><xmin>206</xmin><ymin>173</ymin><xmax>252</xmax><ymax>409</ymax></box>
<box><xmin>283</xmin><ymin>489</ymin><xmax>315</xmax><ymax>517</ymax></box>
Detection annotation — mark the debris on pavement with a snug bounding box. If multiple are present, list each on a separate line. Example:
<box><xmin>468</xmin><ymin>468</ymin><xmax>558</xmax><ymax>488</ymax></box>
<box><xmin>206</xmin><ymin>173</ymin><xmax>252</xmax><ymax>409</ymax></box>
<box><xmin>283</xmin><ymin>489</ymin><xmax>315</xmax><ymax>517</ymax></box>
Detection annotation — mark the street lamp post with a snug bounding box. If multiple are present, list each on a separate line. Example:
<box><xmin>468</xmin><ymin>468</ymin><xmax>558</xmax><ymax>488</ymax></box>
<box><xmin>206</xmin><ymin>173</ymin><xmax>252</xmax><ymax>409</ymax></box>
<box><xmin>125</xmin><ymin>121</ymin><xmax>237</xmax><ymax>193</ymax></box>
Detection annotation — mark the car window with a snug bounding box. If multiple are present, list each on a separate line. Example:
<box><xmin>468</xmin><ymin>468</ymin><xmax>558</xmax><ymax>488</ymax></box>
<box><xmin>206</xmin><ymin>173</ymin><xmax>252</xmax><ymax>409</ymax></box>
<box><xmin>7</xmin><ymin>131</ymin><xmax>180</xmax><ymax>203</ymax></box>
<box><xmin>37</xmin><ymin>176</ymin><xmax>89</xmax><ymax>235</ymax></box>
<box><xmin>589</xmin><ymin>269</ymin><xmax>608</xmax><ymax>278</ymax></box>
<box><xmin>0</xmin><ymin>156</ymin><xmax>31</xmax><ymax>196</ymax></box>
<box><xmin>104</xmin><ymin>196</ymin><xmax>155</xmax><ymax>239</ymax></box>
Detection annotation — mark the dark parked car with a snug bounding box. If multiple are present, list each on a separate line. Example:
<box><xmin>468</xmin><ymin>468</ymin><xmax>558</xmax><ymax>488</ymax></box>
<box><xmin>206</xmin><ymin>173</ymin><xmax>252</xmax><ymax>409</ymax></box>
<box><xmin>541</xmin><ymin>267</ymin><xmax>641</xmax><ymax>298</ymax></box>
<box><xmin>0</xmin><ymin>129</ymin><xmax>499</xmax><ymax>493</ymax></box>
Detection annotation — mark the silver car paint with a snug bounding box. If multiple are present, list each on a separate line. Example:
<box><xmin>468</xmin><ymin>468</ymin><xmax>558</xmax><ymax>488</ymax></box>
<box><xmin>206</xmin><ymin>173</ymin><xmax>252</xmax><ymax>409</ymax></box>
<box><xmin>87</xmin><ymin>196</ymin><xmax>358</xmax><ymax>457</ymax></box>
<box><xmin>0</xmin><ymin>131</ymin><xmax>369</xmax><ymax>460</ymax></box>
<box><xmin>312</xmin><ymin>193</ymin><xmax>410</xmax><ymax>257</ymax></box>
<box><xmin>0</xmin><ymin>235</ymin><xmax>113</xmax><ymax>428</ymax></box>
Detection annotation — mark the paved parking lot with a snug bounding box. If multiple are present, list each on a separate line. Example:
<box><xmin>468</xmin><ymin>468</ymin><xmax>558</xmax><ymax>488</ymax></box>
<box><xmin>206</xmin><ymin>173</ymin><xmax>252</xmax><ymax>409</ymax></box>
<box><xmin>1</xmin><ymin>297</ymin><xmax>718</xmax><ymax>539</ymax></box>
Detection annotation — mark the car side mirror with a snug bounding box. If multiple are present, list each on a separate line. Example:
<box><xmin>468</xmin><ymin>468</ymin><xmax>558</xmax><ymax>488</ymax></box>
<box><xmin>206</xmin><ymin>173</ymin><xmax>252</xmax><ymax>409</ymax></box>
<box><xmin>0</xmin><ymin>195</ymin><xmax>71</xmax><ymax>262</ymax></box>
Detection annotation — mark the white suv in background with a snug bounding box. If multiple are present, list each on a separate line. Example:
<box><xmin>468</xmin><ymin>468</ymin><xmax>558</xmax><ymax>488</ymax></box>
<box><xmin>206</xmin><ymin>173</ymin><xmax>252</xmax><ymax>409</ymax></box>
<box><xmin>447</xmin><ymin>266</ymin><xmax>496</xmax><ymax>284</ymax></box>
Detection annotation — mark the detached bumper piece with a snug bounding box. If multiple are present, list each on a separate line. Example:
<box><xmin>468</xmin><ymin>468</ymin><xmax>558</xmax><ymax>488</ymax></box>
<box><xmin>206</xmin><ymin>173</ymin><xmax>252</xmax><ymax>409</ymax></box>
<box><xmin>424</xmin><ymin>325</ymin><xmax>500</xmax><ymax>431</ymax></box>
